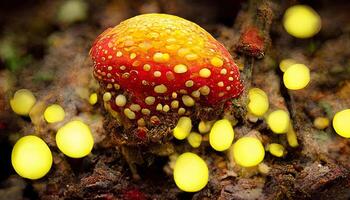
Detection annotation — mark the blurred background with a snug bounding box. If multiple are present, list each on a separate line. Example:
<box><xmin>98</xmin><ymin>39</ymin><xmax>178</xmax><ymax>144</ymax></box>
<box><xmin>1</xmin><ymin>0</ymin><xmax>350</xmax><ymax>199</ymax></box>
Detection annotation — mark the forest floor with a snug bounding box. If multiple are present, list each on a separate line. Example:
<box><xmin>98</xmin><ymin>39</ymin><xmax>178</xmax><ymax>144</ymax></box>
<box><xmin>0</xmin><ymin>0</ymin><xmax>350</xmax><ymax>199</ymax></box>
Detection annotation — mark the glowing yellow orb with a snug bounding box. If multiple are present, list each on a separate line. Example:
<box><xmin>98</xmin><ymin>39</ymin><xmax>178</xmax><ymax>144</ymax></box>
<box><xmin>173</xmin><ymin>152</ymin><xmax>209</xmax><ymax>192</ymax></box>
<box><xmin>248</xmin><ymin>88</ymin><xmax>269</xmax><ymax>117</ymax></box>
<box><xmin>187</xmin><ymin>132</ymin><xmax>202</xmax><ymax>148</ymax></box>
<box><xmin>267</xmin><ymin>110</ymin><xmax>290</xmax><ymax>134</ymax></box>
<box><xmin>283</xmin><ymin>64</ymin><xmax>310</xmax><ymax>90</ymax></box>
<box><xmin>198</xmin><ymin>120</ymin><xmax>213</xmax><ymax>134</ymax></box>
<box><xmin>209</xmin><ymin>119</ymin><xmax>234</xmax><ymax>151</ymax></box>
<box><xmin>56</xmin><ymin>120</ymin><xmax>94</xmax><ymax>158</ymax></box>
<box><xmin>313</xmin><ymin>117</ymin><xmax>329</xmax><ymax>130</ymax></box>
<box><xmin>332</xmin><ymin>109</ymin><xmax>350</xmax><ymax>138</ymax></box>
<box><xmin>10</xmin><ymin>89</ymin><xmax>36</xmax><ymax>116</ymax></box>
<box><xmin>286</xmin><ymin>123</ymin><xmax>299</xmax><ymax>147</ymax></box>
<box><xmin>11</xmin><ymin>135</ymin><xmax>52</xmax><ymax>180</ymax></box>
<box><xmin>279</xmin><ymin>58</ymin><xmax>296</xmax><ymax>72</ymax></box>
<box><xmin>268</xmin><ymin>143</ymin><xmax>285</xmax><ymax>157</ymax></box>
<box><xmin>283</xmin><ymin>5</ymin><xmax>321</xmax><ymax>38</ymax></box>
<box><xmin>232</xmin><ymin>137</ymin><xmax>265</xmax><ymax>167</ymax></box>
<box><xmin>89</xmin><ymin>93</ymin><xmax>98</xmax><ymax>105</ymax></box>
<box><xmin>173</xmin><ymin>117</ymin><xmax>192</xmax><ymax>140</ymax></box>
<box><xmin>44</xmin><ymin>104</ymin><xmax>65</xmax><ymax>123</ymax></box>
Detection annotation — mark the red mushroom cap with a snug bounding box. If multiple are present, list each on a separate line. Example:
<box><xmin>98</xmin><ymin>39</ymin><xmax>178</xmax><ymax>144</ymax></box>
<box><xmin>90</xmin><ymin>14</ymin><xmax>243</xmax><ymax>121</ymax></box>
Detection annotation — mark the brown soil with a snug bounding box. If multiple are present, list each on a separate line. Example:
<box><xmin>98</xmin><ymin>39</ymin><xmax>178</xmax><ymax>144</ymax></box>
<box><xmin>0</xmin><ymin>0</ymin><xmax>350</xmax><ymax>199</ymax></box>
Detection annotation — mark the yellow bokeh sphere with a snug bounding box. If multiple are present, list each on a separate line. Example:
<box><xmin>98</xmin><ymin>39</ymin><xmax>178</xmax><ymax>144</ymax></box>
<box><xmin>268</xmin><ymin>143</ymin><xmax>285</xmax><ymax>157</ymax></box>
<box><xmin>10</xmin><ymin>89</ymin><xmax>36</xmax><ymax>116</ymax></box>
<box><xmin>286</xmin><ymin>123</ymin><xmax>299</xmax><ymax>147</ymax></box>
<box><xmin>209</xmin><ymin>119</ymin><xmax>234</xmax><ymax>151</ymax></box>
<box><xmin>56</xmin><ymin>120</ymin><xmax>94</xmax><ymax>158</ymax></box>
<box><xmin>89</xmin><ymin>93</ymin><xmax>98</xmax><ymax>105</ymax></box>
<box><xmin>232</xmin><ymin>137</ymin><xmax>265</xmax><ymax>167</ymax></box>
<box><xmin>313</xmin><ymin>117</ymin><xmax>329</xmax><ymax>130</ymax></box>
<box><xmin>173</xmin><ymin>117</ymin><xmax>192</xmax><ymax>140</ymax></box>
<box><xmin>11</xmin><ymin>135</ymin><xmax>52</xmax><ymax>180</ymax></box>
<box><xmin>248</xmin><ymin>88</ymin><xmax>269</xmax><ymax>117</ymax></box>
<box><xmin>279</xmin><ymin>59</ymin><xmax>296</xmax><ymax>72</ymax></box>
<box><xmin>267</xmin><ymin>110</ymin><xmax>290</xmax><ymax>134</ymax></box>
<box><xmin>173</xmin><ymin>152</ymin><xmax>209</xmax><ymax>192</ymax></box>
<box><xmin>283</xmin><ymin>64</ymin><xmax>310</xmax><ymax>90</ymax></box>
<box><xmin>44</xmin><ymin>104</ymin><xmax>65</xmax><ymax>123</ymax></box>
<box><xmin>333</xmin><ymin>109</ymin><xmax>350</xmax><ymax>138</ymax></box>
<box><xmin>187</xmin><ymin>132</ymin><xmax>202</xmax><ymax>148</ymax></box>
<box><xmin>283</xmin><ymin>5</ymin><xmax>321</xmax><ymax>38</ymax></box>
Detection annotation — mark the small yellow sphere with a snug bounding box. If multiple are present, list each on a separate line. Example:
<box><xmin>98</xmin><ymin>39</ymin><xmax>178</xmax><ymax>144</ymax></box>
<box><xmin>286</xmin><ymin>123</ymin><xmax>299</xmax><ymax>147</ymax></box>
<box><xmin>89</xmin><ymin>93</ymin><xmax>98</xmax><ymax>105</ymax></box>
<box><xmin>283</xmin><ymin>5</ymin><xmax>321</xmax><ymax>38</ymax></box>
<box><xmin>268</xmin><ymin>143</ymin><xmax>285</xmax><ymax>157</ymax></box>
<box><xmin>313</xmin><ymin>117</ymin><xmax>330</xmax><ymax>130</ymax></box>
<box><xmin>248</xmin><ymin>88</ymin><xmax>269</xmax><ymax>117</ymax></box>
<box><xmin>11</xmin><ymin>135</ymin><xmax>52</xmax><ymax>180</ymax></box>
<box><xmin>173</xmin><ymin>152</ymin><xmax>209</xmax><ymax>192</ymax></box>
<box><xmin>279</xmin><ymin>59</ymin><xmax>296</xmax><ymax>72</ymax></box>
<box><xmin>187</xmin><ymin>132</ymin><xmax>202</xmax><ymax>148</ymax></box>
<box><xmin>283</xmin><ymin>64</ymin><xmax>310</xmax><ymax>90</ymax></box>
<box><xmin>44</xmin><ymin>104</ymin><xmax>65</xmax><ymax>123</ymax></box>
<box><xmin>332</xmin><ymin>109</ymin><xmax>350</xmax><ymax>138</ymax></box>
<box><xmin>10</xmin><ymin>89</ymin><xmax>36</xmax><ymax>116</ymax></box>
<box><xmin>267</xmin><ymin>110</ymin><xmax>290</xmax><ymax>134</ymax></box>
<box><xmin>56</xmin><ymin>120</ymin><xmax>94</xmax><ymax>158</ymax></box>
<box><xmin>232</xmin><ymin>137</ymin><xmax>265</xmax><ymax>167</ymax></box>
<box><xmin>173</xmin><ymin>117</ymin><xmax>192</xmax><ymax>140</ymax></box>
<box><xmin>198</xmin><ymin>120</ymin><xmax>213</xmax><ymax>134</ymax></box>
<box><xmin>209</xmin><ymin>119</ymin><xmax>234</xmax><ymax>151</ymax></box>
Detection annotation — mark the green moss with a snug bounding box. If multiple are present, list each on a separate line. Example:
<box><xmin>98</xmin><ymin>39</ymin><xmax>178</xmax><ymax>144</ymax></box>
<box><xmin>33</xmin><ymin>72</ymin><xmax>54</xmax><ymax>83</ymax></box>
<box><xmin>0</xmin><ymin>38</ymin><xmax>32</xmax><ymax>72</ymax></box>
<box><xmin>313</xmin><ymin>131</ymin><xmax>332</xmax><ymax>142</ymax></box>
<box><xmin>318</xmin><ymin>101</ymin><xmax>333</xmax><ymax>119</ymax></box>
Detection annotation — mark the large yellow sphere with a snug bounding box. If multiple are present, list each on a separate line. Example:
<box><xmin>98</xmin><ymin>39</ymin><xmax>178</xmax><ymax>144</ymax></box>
<box><xmin>247</xmin><ymin>88</ymin><xmax>269</xmax><ymax>117</ymax></box>
<box><xmin>283</xmin><ymin>5</ymin><xmax>321</xmax><ymax>38</ymax></box>
<box><xmin>232</xmin><ymin>137</ymin><xmax>265</xmax><ymax>167</ymax></box>
<box><xmin>209</xmin><ymin>119</ymin><xmax>234</xmax><ymax>151</ymax></box>
<box><xmin>267</xmin><ymin>110</ymin><xmax>290</xmax><ymax>134</ymax></box>
<box><xmin>10</xmin><ymin>89</ymin><xmax>36</xmax><ymax>116</ymax></box>
<box><xmin>11</xmin><ymin>135</ymin><xmax>52</xmax><ymax>179</ymax></box>
<box><xmin>44</xmin><ymin>104</ymin><xmax>65</xmax><ymax>123</ymax></box>
<box><xmin>333</xmin><ymin>109</ymin><xmax>350</xmax><ymax>138</ymax></box>
<box><xmin>173</xmin><ymin>152</ymin><xmax>209</xmax><ymax>192</ymax></box>
<box><xmin>283</xmin><ymin>64</ymin><xmax>310</xmax><ymax>90</ymax></box>
<box><xmin>56</xmin><ymin>120</ymin><xmax>94</xmax><ymax>158</ymax></box>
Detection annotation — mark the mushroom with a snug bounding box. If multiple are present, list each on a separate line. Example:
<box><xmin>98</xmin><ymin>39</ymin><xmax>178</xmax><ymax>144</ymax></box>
<box><xmin>89</xmin><ymin>13</ymin><xmax>243</xmax><ymax>144</ymax></box>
